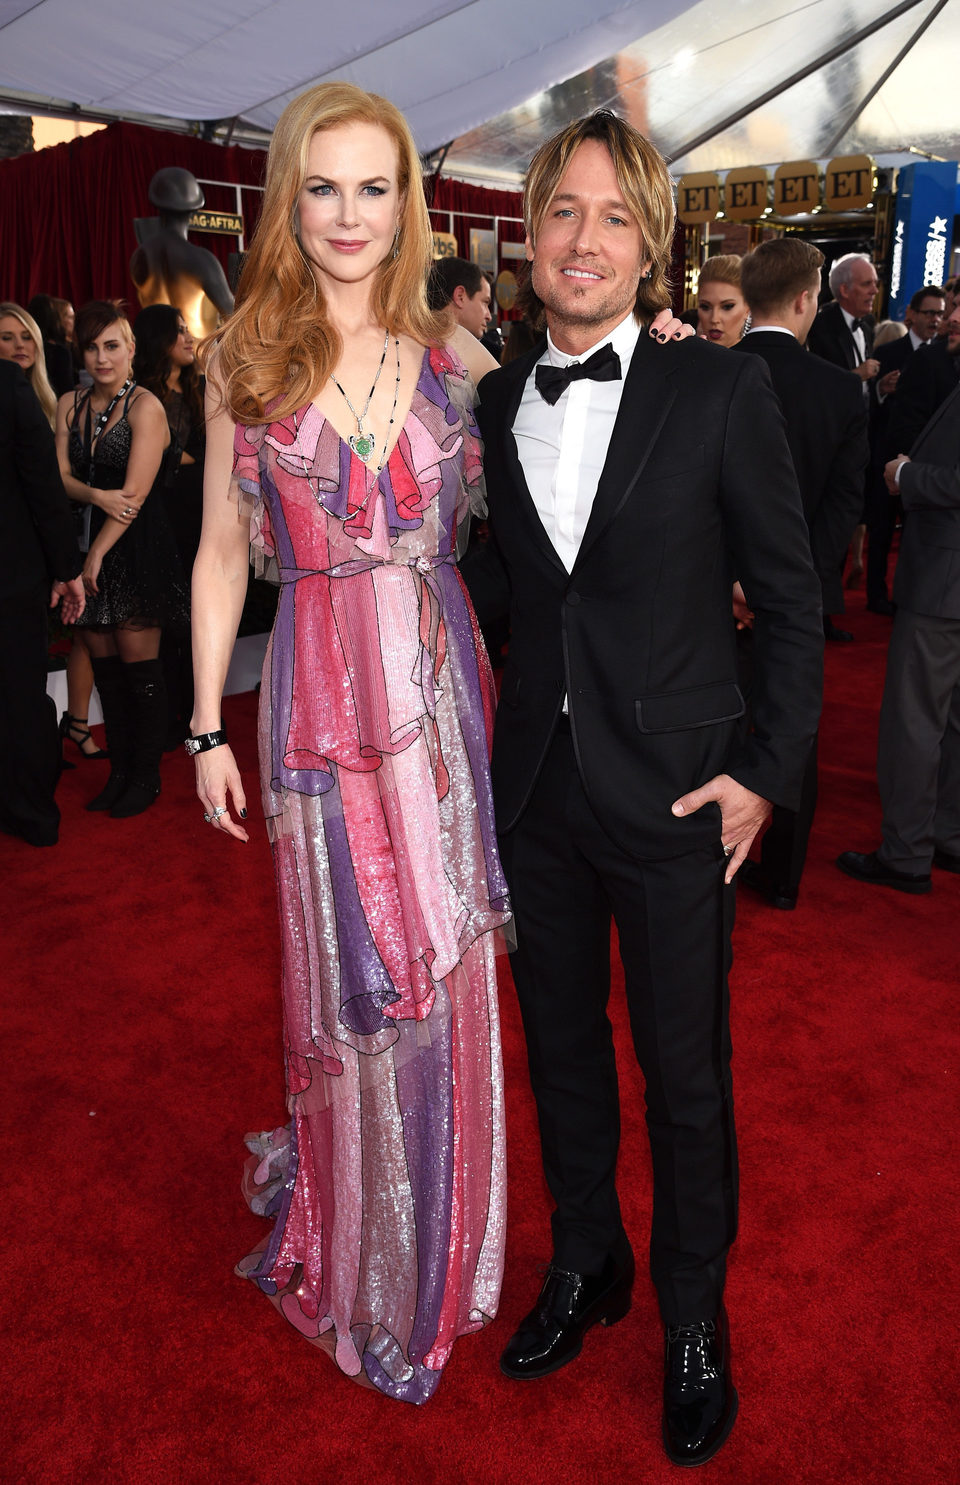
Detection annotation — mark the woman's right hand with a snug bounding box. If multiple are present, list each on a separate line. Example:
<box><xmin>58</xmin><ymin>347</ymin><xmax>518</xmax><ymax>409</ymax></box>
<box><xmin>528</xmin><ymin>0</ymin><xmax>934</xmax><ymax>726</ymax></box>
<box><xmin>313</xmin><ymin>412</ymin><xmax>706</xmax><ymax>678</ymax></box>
<box><xmin>93</xmin><ymin>488</ymin><xmax>139</xmax><ymax>524</ymax></box>
<box><xmin>82</xmin><ymin>549</ymin><xmax>104</xmax><ymax>596</ymax></box>
<box><xmin>195</xmin><ymin>744</ymin><xmax>249</xmax><ymax>843</ymax></box>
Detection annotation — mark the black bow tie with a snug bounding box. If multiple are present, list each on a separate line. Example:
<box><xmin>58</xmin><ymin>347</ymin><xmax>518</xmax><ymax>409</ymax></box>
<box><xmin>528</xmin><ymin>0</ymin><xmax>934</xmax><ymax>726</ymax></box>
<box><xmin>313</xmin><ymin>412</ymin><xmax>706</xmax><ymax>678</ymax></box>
<box><xmin>850</xmin><ymin>317</ymin><xmax>865</xmax><ymax>332</ymax></box>
<box><xmin>535</xmin><ymin>343</ymin><xmax>622</xmax><ymax>405</ymax></box>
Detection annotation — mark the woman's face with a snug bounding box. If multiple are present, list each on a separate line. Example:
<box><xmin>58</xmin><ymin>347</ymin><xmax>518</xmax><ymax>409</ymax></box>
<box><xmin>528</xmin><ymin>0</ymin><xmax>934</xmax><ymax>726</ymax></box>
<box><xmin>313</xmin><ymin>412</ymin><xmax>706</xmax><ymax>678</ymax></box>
<box><xmin>0</xmin><ymin>314</ymin><xmax>37</xmax><ymax>370</ymax></box>
<box><xmin>83</xmin><ymin>321</ymin><xmax>133</xmax><ymax>390</ymax></box>
<box><xmin>60</xmin><ymin>303</ymin><xmax>76</xmax><ymax>339</ymax></box>
<box><xmin>169</xmin><ymin>317</ymin><xmax>195</xmax><ymax>368</ymax></box>
<box><xmin>295</xmin><ymin>121</ymin><xmax>401</xmax><ymax>289</ymax></box>
<box><xmin>697</xmin><ymin>281</ymin><xmax>748</xmax><ymax>347</ymax></box>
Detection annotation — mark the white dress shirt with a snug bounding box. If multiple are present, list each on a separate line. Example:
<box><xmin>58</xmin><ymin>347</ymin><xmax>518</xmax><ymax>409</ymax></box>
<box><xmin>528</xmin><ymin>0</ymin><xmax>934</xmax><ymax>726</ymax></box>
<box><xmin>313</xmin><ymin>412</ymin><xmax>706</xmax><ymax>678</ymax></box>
<box><xmin>745</xmin><ymin>324</ymin><xmax>795</xmax><ymax>338</ymax></box>
<box><xmin>840</xmin><ymin>304</ymin><xmax>867</xmax><ymax>364</ymax></box>
<box><xmin>513</xmin><ymin>311</ymin><xmax>641</xmax><ymax>574</ymax></box>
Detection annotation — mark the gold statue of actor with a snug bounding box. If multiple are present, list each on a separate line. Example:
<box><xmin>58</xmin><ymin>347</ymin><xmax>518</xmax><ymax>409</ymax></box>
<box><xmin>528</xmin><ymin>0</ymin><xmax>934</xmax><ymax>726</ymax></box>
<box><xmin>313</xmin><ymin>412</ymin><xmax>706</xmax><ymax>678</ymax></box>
<box><xmin>131</xmin><ymin>167</ymin><xmax>235</xmax><ymax>341</ymax></box>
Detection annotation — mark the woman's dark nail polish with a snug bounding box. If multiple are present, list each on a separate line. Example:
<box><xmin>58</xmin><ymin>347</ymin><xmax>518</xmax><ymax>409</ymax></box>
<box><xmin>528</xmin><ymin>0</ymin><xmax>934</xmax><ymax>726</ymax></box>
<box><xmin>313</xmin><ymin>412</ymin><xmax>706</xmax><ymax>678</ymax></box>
<box><xmin>658</xmin><ymin>333</ymin><xmax>668</xmax><ymax>342</ymax></box>
<box><xmin>239</xmin><ymin>808</ymin><xmax>247</xmax><ymax>819</ymax></box>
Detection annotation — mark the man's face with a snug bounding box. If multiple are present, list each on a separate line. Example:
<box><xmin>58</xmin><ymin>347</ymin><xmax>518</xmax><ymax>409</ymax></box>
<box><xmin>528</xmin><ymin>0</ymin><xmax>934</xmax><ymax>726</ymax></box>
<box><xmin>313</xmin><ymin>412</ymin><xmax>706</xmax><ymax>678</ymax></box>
<box><xmin>527</xmin><ymin>138</ymin><xmax>651</xmax><ymax>346</ymax></box>
<box><xmin>911</xmin><ymin>294</ymin><xmax>945</xmax><ymax>342</ymax></box>
<box><xmin>454</xmin><ymin>276</ymin><xmax>492</xmax><ymax>338</ymax></box>
<box><xmin>837</xmin><ymin>258</ymin><xmax>878</xmax><ymax>318</ymax></box>
<box><xmin>946</xmin><ymin>302</ymin><xmax>960</xmax><ymax>354</ymax></box>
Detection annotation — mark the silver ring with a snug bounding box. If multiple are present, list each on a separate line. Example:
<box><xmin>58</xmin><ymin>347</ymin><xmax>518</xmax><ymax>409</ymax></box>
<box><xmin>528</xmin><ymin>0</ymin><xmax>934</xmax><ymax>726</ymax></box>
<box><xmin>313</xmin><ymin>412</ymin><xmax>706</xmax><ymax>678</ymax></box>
<box><xmin>123</xmin><ymin>506</ymin><xmax>133</xmax><ymax>516</ymax></box>
<box><xmin>722</xmin><ymin>844</ymin><xmax>733</xmax><ymax>856</ymax></box>
<box><xmin>203</xmin><ymin>812</ymin><xmax>212</xmax><ymax>823</ymax></box>
<box><xmin>212</xmin><ymin>805</ymin><xmax>227</xmax><ymax>820</ymax></box>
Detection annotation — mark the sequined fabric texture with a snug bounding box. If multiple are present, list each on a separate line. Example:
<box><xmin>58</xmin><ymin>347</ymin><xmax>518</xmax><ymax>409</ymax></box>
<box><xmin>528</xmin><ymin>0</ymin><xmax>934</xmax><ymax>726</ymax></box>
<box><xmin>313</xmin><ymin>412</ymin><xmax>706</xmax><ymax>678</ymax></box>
<box><xmin>234</xmin><ymin>346</ymin><xmax>510</xmax><ymax>1404</ymax></box>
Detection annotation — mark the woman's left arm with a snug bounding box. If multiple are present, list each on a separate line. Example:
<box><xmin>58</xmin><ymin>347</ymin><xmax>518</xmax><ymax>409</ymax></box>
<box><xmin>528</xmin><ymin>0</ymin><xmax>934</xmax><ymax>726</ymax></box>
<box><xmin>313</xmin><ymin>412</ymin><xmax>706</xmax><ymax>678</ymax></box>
<box><xmin>82</xmin><ymin>392</ymin><xmax>170</xmax><ymax>593</ymax></box>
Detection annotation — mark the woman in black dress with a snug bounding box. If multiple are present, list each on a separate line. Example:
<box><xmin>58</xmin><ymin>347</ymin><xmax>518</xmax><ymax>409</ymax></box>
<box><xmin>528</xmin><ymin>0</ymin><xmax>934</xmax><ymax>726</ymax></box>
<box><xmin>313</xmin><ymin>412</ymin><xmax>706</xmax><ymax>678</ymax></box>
<box><xmin>133</xmin><ymin>304</ymin><xmax>206</xmax><ymax>744</ymax></box>
<box><xmin>55</xmin><ymin>301</ymin><xmax>188</xmax><ymax>817</ymax></box>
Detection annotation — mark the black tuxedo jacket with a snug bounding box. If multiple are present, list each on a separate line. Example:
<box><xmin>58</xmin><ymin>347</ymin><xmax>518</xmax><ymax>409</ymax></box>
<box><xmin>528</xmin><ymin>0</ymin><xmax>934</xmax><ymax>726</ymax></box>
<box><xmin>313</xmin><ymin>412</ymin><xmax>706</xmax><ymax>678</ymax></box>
<box><xmin>885</xmin><ymin>339</ymin><xmax>960</xmax><ymax>460</ymax></box>
<box><xmin>737</xmin><ymin>331</ymin><xmax>867</xmax><ymax>613</ymax></box>
<box><xmin>476</xmin><ymin>332</ymin><xmax>823</xmax><ymax>859</ymax></box>
<box><xmin>894</xmin><ymin>382</ymin><xmax>960</xmax><ymax>619</ymax></box>
<box><xmin>876</xmin><ymin>332</ymin><xmax>915</xmax><ymax>378</ymax></box>
<box><xmin>869</xmin><ymin>334</ymin><xmax>915</xmax><ymax>456</ymax></box>
<box><xmin>806</xmin><ymin>300</ymin><xmax>874</xmax><ymax>371</ymax></box>
<box><xmin>0</xmin><ymin>360</ymin><xmax>80</xmax><ymax>602</ymax></box>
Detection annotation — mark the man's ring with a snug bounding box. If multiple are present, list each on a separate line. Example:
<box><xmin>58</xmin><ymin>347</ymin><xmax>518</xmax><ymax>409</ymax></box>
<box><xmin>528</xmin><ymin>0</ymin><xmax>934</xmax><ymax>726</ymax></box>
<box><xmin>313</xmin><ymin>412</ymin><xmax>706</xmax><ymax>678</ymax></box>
<box><xmin>212</xmin><ymin>806</ymin><xmax>227</xmax><ymax>820</ymax></box>
<box><xmin>722</xmin><ymin>843</ymin><xmax>733</xmax><ymax>856</ymax></box>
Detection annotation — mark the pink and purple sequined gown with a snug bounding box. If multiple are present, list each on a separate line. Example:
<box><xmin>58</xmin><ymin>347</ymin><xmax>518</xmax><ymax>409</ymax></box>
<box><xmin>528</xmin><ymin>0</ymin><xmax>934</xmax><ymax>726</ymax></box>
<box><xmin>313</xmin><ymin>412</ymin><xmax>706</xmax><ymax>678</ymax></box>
<box><xmin>232</xmin><ymin>346</ymin><xmax>509</xmax><ymax>1404</ymax></box>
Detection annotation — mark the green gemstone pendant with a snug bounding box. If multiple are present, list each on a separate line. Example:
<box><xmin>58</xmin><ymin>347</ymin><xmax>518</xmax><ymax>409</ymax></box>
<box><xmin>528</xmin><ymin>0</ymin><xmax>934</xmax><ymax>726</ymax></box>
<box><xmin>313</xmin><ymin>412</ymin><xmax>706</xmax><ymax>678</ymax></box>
<box><xmin>349</xmin><ymin>431</ymin><xmax>375</xmax><ymax>462</ymax></box>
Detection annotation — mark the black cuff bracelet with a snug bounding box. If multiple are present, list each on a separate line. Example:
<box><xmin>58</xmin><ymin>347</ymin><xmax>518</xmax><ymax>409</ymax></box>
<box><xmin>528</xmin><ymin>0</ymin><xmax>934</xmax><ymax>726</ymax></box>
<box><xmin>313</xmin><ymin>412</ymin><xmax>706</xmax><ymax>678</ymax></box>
<box><xmin>184</xmin><ymin>728</ymin><xmax>228</xmax><ymax>756</ymax></box>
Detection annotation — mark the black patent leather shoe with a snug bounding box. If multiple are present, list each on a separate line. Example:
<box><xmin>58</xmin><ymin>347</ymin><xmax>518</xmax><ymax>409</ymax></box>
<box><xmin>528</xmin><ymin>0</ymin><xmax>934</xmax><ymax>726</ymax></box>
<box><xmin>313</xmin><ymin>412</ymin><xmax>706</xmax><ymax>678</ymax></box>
<box><xmin>836</xmin><ymin>849</ymin><xmax>931</xmax><ymax>894</ymax></box>
<box><xmin>662</xmin><ymin>1307</ymin><xmax>738</xmax><ymax>1467</ymax></box>
<box><xmin>500</xmin><ymin>1247</ymin><xmax>635</xmax><ymax>1379</ymax></box>
<box><xmin>737</xmin><ymin>860</ymin><xmax>797</xmax><ymax>911</ymax></box>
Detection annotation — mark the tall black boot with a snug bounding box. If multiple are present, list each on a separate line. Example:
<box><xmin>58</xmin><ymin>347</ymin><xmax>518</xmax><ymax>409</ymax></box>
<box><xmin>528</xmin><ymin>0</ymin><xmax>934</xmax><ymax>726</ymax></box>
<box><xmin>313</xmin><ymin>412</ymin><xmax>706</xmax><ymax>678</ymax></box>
<box><xmin>111</xmin><ymin>658</ymin><xmax>166</xmax><ymax>818</ymax></box>
<box><xmin>85</xmin><ymin>655</ymin><xmax>133</xmax><ymax>812</ymax></box>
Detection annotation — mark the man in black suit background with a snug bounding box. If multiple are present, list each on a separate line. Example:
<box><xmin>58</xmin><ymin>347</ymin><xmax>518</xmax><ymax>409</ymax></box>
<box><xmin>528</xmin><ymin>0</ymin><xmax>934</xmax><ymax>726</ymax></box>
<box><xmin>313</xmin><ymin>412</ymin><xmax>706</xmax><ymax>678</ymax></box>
<box><xmin>735</xmin><ymin>238</ymin><xmax>867</xmax><ymax>909</ymax></box>
<box><xmin>866</xmin><ymin>286</ymin><xmax>946</xmax><ymax>614</ymax></box>
<box><xmin>476</xmin><ymin>111</ymin><xmax>822</xmax><ymax>1466</ymax></box>
<box><xmin>807</xmin><ymin>252</ymin><xmax>882</xmax><ymax>640</ymax></box>
<box><xmin>839</xmin><ymin>380</ymin><xmax>960</xmax><ymax>892</ymax></box>
<box><xmin>0</xmin><ymin>359</ymin><xmax>85</xmax><ymax>845</ymax></box>
<box><xmin>806</xmin><ymin>251</ymin><xmax>880</xmax><ymax>379</ymax></box>
<box><xmin>885</xmin><ymin>297</ymin><xmax>960</xmax><ymax>459</ymax></box>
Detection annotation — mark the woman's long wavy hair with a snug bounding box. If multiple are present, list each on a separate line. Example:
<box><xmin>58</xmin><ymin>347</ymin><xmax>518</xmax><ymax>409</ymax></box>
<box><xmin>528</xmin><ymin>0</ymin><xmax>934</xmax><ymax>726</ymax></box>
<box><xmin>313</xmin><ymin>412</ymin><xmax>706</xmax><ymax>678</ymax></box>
<box><xmin>207</xmin><ymin>83</ymin><xmax>445</xmax><ymax>426</ymax></box>
<box><xmin>133</xmin><ymin>303</ymin><xmax>204</xmax><ymax>429</ymax></box>
<box><xmin>0</xmin><ymin>301</ymin><xmax>57</xmax><ymax>427</ymax></box>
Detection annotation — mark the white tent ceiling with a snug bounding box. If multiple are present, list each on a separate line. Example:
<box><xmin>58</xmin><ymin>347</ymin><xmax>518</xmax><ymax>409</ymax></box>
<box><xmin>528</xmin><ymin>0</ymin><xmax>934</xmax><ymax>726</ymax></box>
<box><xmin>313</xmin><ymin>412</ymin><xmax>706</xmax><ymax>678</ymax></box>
<box><xmin>1</xmin><ymin>0</ymin><xmax>957</xmax><ymax>181</ymax></box>
<box><xmin>0</xmin><ymin>0</ymin><xmax>695</xmax><ymax>151</ymax></box>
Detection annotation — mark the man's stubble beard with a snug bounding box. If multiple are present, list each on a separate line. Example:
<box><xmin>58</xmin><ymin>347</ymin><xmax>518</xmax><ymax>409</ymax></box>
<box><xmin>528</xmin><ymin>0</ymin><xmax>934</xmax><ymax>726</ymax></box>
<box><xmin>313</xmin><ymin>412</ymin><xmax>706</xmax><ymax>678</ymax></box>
<box><xmin>532</xmin><ymin>261</ymin><xmax>639</xmax><ymax>336</ymax></box>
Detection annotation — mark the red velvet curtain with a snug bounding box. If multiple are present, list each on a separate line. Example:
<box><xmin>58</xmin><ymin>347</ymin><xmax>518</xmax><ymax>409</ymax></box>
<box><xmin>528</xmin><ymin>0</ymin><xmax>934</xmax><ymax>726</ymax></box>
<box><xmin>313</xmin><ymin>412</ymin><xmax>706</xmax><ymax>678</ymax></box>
<box><xmin>428</xmin><ymin>175</ymin><xmax>526</xmax><ymax>321</ymax></box>
<box><xmin>0</xmin><ymin>122</ymin><xmax>267</xmax><ymax>316</ymax></box>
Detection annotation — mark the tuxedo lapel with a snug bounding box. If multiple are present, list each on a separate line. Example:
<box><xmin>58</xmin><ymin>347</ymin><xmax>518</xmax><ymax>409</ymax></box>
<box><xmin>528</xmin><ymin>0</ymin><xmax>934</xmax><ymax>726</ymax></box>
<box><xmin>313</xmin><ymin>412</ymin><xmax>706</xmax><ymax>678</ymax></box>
<box><xmin>499</xmin><ymin>342</ymin><xmax>569</xmax><ymax>579</ymax></box>
<box><xmin>573</xmin><ymin>331</ymin><xmax>677</xmax><ymax>571</ymax></box>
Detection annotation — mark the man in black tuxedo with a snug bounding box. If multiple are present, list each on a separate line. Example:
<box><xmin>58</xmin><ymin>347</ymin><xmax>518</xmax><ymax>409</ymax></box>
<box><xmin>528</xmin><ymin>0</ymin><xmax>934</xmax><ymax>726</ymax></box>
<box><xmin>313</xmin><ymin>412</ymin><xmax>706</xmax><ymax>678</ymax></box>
<box><xmin>839</xmin><ymin>381</ymin><xmax>960</xmax><ymax>893</ymax></box>
<box><xmin>806</xmin><ymin>252</ymin><xmax>881</xmax><ymax>640</ymax></box>
<box><xmin>806</xmin><ymin>252</ymin><xmax>880</xmax><ymax>377</ymax></box>
<box><xmin>735</xmin><ymin>238</ymin><xmax>867</xmax><ymax>909</ymax></box>
<box><xmin>866</xmin><ymin>287</ymin><xmax>947</xmax><ymax>613</ymax></box>
<box><xmin>885</xmin><ymin>298</ymin><xmax>960</xmax><ymax>459</ymax></box>
<box><xmin>476</xmin><ymin>112</ymin><xmax>822</xmax><ymax>1466</ymax></box>
<box><xmin>0</xmin><ymin>360</ymin><xmax>84</xmax><ymax>845</ymax></box>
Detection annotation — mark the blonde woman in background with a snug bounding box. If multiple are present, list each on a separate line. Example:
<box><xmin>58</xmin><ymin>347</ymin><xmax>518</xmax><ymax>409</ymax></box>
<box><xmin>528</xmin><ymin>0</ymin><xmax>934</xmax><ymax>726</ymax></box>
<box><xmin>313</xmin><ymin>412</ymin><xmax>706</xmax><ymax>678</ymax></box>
<box><xmin>696</xmin><ymin>255</ymin><xmax>749</xmax><ymax>346</ymax></box>
<box><xmin>0</xmin><ymin>302</ymin><xmax>57</xmax><ymax>427</ymax></box>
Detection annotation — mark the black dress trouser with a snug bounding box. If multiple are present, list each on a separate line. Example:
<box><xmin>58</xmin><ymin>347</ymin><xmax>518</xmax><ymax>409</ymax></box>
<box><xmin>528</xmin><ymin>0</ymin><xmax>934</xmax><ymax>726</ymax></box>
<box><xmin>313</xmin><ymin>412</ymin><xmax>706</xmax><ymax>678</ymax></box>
<box><xmin>499</xmin><ymin>725</ymin><xmax>739</xmax><ymax>1326</ymax></box>
<box><xmin>0</xmin><ymin>586</ymin><xmax>61</xmax><ymax>844</ymax></box>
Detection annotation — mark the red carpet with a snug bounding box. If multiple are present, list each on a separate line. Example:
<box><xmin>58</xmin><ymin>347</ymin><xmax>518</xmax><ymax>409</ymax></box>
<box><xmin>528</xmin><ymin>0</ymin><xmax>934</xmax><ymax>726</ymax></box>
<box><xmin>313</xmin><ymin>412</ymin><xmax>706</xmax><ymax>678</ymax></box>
<box><xmin>4</xmin><ymin>588</ymin><xmax>958</xmax><ymax>1484</ymax></box>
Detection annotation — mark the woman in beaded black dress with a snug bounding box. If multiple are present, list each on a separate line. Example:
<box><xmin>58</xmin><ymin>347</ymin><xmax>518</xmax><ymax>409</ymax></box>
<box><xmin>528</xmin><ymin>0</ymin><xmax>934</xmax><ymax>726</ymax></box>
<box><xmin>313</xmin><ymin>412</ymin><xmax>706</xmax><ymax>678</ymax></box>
<box><xmin>55</xmin><ymin>301</ymin><xmax>189</xmax><ymax>818</ymax></box>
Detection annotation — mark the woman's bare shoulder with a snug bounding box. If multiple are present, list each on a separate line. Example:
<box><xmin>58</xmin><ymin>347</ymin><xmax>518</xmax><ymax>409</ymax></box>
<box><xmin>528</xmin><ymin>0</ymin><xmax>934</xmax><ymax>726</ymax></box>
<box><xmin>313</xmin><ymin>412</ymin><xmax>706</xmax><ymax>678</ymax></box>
<box><xmin>447</xmin><ymin>323</ymin><xmax>499</xmax><ymax>383</ymax></box>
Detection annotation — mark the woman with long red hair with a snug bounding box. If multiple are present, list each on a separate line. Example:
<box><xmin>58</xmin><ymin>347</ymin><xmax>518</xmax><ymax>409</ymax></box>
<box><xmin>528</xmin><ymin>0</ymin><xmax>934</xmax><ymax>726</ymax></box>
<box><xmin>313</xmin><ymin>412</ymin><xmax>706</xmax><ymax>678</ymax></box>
<box><xmin>191</xmin><ymin>83</ymin><xmax>511</xmax><ymax>1403</ymax></box>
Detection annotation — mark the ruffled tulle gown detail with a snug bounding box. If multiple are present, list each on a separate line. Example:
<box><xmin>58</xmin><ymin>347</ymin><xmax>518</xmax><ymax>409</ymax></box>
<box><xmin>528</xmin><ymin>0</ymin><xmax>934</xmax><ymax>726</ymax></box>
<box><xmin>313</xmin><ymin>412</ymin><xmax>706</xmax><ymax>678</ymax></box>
<box><xmin>233</xmin><ymin>347</ymin><xmax>510</xmax><ymax>1403</ymax></box>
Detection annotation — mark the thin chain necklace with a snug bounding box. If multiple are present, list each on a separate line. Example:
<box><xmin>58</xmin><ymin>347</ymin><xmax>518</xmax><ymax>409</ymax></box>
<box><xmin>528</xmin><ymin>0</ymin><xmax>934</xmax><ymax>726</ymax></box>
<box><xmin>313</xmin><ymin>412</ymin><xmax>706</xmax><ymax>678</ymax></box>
<box><xmin>330</xmin><ymin>330</ymin><xmax>400</xmax><ymax>470</ymax></box>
